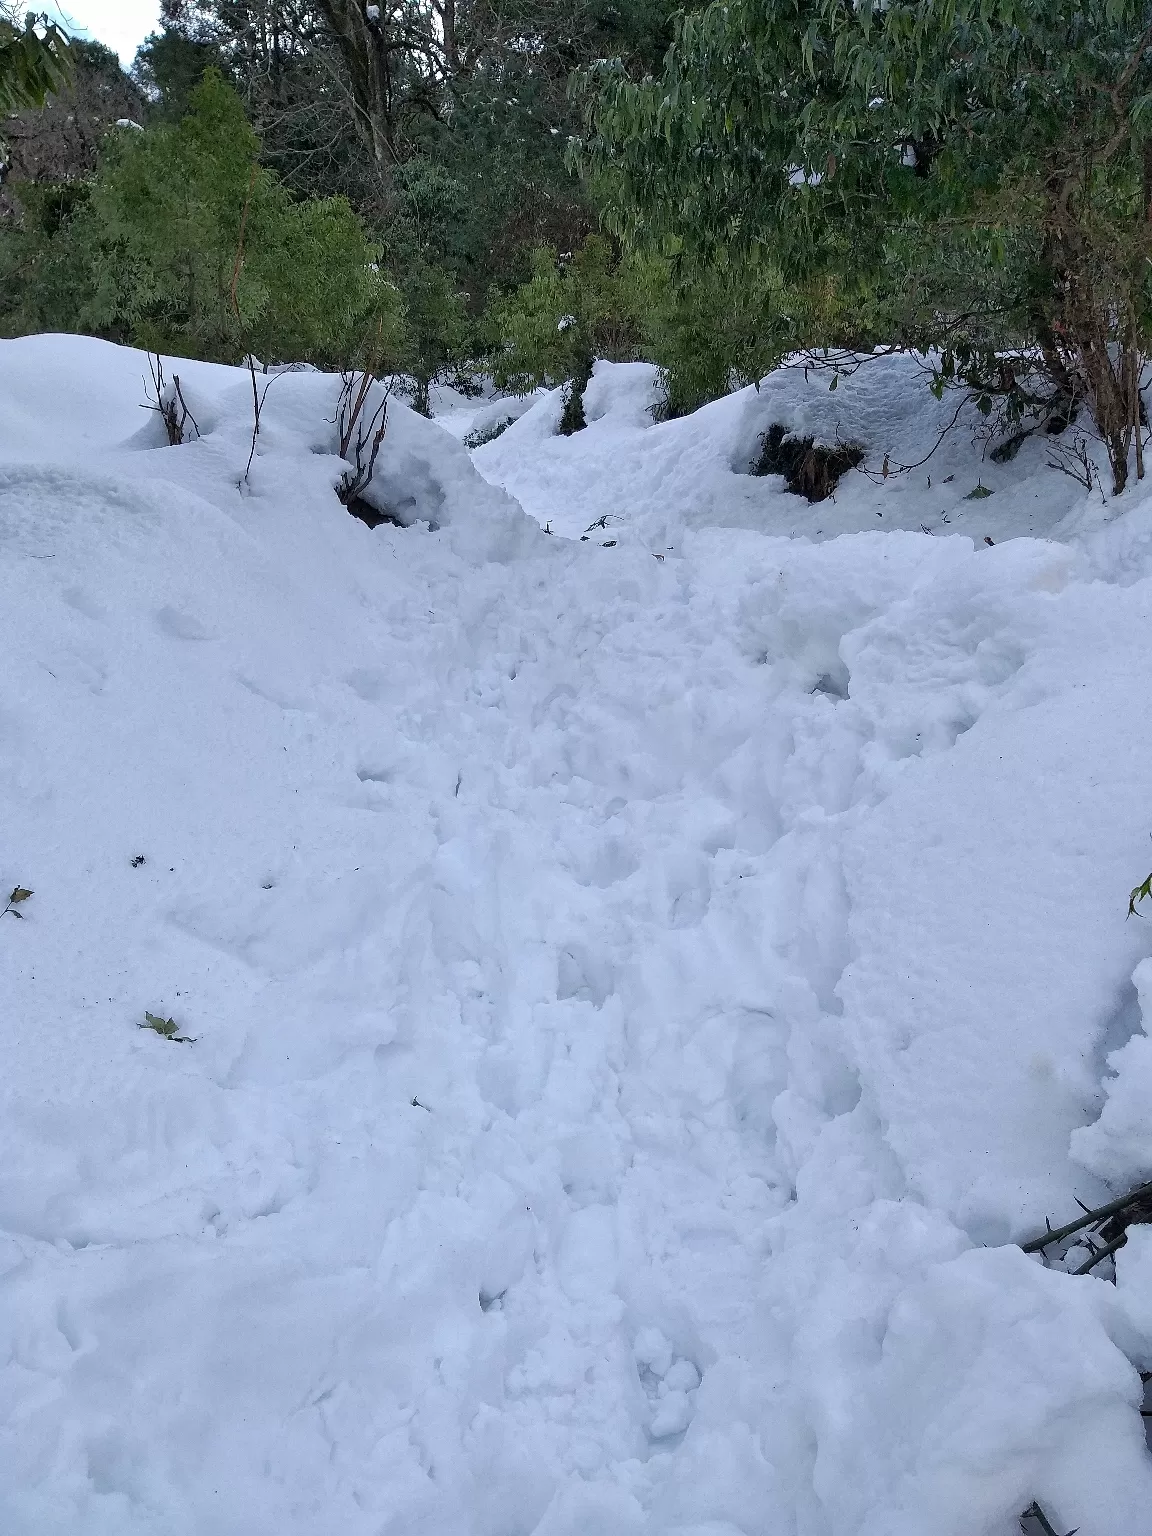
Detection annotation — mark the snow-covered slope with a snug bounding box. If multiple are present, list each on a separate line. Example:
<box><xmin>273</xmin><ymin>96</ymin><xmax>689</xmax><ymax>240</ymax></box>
<box><xmin>474</xmin><ymin>356</ymin><xmax>1106</xmax><ymax>546</ymax></box>
<box><xmin>2</xmin><ymin>334</ymin><xmax>1152</xmax><ymax>1536</ymax></box>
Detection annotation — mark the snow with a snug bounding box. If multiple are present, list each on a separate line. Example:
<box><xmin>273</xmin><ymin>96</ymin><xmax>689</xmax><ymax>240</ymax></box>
<box><xmin>2</xmin><ymin>334</ymin><xmax>1152</xmax><ymax>1534</ymax></box>
<box><xmin>474</xmin><ymin>355</ymin><xmax>1098</xmax><ymax>546</ymax></box>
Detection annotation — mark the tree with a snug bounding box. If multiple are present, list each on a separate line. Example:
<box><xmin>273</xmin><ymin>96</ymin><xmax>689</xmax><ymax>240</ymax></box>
<box><xmin>3</xmin><ymin>69</ymin><xmax>403</xmax><ymax>366</ymax></box>
<box><xmin>392</xmin><ymin>257</ymin><xmax>472</xmax><ymax>412</ymax></box>
<box><xmin>0</xmin><ymin>39</ymin><xmax>142</xmax><ymax>229</ymax></box>
<box><xmin>136</xmin><ymin>0</ymin><xmax>681</xmax><ymax>303</ymax></box>
<box><xmin>134</xmin><ymin>0</ymin><xmax>379</xmax><ymax>209</ymax></box>
<box><xmin>487</xmin><ymin>234</ymin><xmax>642</xmax><ymax>430</ymax></box>
<box><xmin>580</xmin><ymin>0</ymin><xmax>1152</xmax><ymax>493</ymax></box>
<box><xmin>0</xmin><ymin>5</ymin><xmax>69</xmax><ymax>115</ymax></box>
<box><xmin>635</xmin><ymin>254</ymin><xmax>805</xmax><ymax>418</ymax></box>
<box><xmin>132</xmin><ymin>3</ymin><xmax>221</xmax><ymax>123</ymax></box>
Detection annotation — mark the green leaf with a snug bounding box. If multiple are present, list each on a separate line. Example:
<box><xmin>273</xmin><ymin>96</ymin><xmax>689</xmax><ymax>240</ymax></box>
<box><xmin>0</xmin><ymin>16</ymin><xmax>71</xmax><ymax>115</ymax></box>
<box><xmin>143</xmin><ymin>1012</ymin><xmax>178</xmax><ymax>1037</ymax></box>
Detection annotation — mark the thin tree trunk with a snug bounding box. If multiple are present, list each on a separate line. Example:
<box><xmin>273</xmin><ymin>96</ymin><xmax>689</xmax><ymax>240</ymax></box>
<box><xmin>442</xmin><ymin>0</ymin><xmax>456</xmax><ymax>74</ymax></box>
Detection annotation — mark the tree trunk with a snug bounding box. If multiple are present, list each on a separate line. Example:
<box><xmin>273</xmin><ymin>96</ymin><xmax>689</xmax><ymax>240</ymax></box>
<box><xmin>1040</xmin><ymin>213</ymin><xmax>1142</xmax><ymax>497</ymax></box>
<box><xmin>441</xmin><ymin>0</ymin><xmax>456</xmax><ymax>75</ymax></box>
<box><xmin>316</xmin><ymin>0</ymin><xmax>396</xmax><ymax>173</ymax></box>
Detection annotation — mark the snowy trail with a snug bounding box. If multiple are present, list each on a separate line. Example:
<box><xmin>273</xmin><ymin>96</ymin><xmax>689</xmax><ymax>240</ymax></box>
<box><xmin>3</xmin><ymin>337</ymin><xmax>1152</xmax><ymax>1535</ymax></box>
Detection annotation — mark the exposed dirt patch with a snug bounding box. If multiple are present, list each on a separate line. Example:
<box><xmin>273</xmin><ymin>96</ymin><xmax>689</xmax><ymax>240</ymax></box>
<box><xmin>347</xmin><ymin>495</ymin><xmax>404</xmax><ymax>530</ymax></box>
<box><xmin>751</xmin><ymin>424</ymin><xmax>865</xmax><ymax>502</ymax></box>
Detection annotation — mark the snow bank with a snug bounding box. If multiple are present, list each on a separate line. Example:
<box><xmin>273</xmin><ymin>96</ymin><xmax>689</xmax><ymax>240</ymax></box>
<box><xmin>2</xmin><ymin>334</ymin><xmax>1152</xmax><ymax>1536</ymax></box>
<box><xmin>473</xmin><ymin>355</ymin><xmax>1105</xmax><ymax>548</ymax></box>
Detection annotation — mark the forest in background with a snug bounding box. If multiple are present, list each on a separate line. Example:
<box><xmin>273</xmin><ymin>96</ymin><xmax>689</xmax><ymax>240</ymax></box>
<box><xmin>5</xmin><ymin>2</ymin><xmax>1152</xmax><ymax>494</ymax></box>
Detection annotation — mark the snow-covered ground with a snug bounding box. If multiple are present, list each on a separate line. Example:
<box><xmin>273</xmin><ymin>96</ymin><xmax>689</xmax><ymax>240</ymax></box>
<box><xmin>2</xmin><ymin>334</ymin><xmax>1152</xmax><ymax>1535</ymax></box>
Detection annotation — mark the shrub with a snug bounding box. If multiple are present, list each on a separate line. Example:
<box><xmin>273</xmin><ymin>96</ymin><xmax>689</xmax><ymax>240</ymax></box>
<box><xmin>392</xmin><ymin>259</ymin><xmax>473</xmax><ymax>415</ymax></box>
<box><xmin>578</xmin><ymin>0</ymin><xmax>1152</xmax><ymax>494</ymax></box>
<box><xmin>486</xmin><ymin>235</ymin><xmax>643</xmax><ymax>431</ymax></box>
<box><xmin>2</xmin><ymin>69</ymin><xmax>403</xmax><ymax>368</ymax></box>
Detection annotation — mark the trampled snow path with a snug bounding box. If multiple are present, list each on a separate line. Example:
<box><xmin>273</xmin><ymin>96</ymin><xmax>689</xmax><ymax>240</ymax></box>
<box><xmin>2</xmin><ymin>337</ymin><xmax>1152</xmax><ymax>1535</ymax></box>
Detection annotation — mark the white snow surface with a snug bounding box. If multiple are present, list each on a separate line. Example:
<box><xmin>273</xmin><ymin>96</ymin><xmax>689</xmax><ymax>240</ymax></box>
<box><xmin>2</xmin><ymin>335</ymin><xmax>1152</xmax><ymax>1535</ymax></box>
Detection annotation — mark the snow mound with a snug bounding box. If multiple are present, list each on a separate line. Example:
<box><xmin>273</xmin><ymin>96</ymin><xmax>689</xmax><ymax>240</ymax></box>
<box><xmin>467</xmin><ymin>390</ymin><xmax>547</xmax><ymax>440</ymax></box>
<box><xmin>257</xmin><ymin>372</ymin><xmax>545</xmax><ymax>563</ymax></box>
<box><xmin>582</xmin><ymin>359</ymin><xmax>665</xmax><ymax>428</ymax></box>
<box><xmin>2</xmin><ymin>334</ymin><xmax>1152</xmax><ymax>1536</ymax></box>
<box><xmin>1073</xmin><ymin>956</ymin><xmax>1152</xmax><ymax>1186</ymax></box>
<box><xmin>472</xmin><ymin>355</ymin><xmax>1107</xmax><ymax>548</ymax></box>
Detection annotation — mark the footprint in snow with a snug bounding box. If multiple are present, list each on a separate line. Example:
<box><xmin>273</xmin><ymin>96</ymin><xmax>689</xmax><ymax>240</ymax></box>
<box><xmin>62</xmin><ymin>585</ymin><xmax>107</xmax><ymax>622</ymax></box>
<box><xmin>634</xmin><ymin>1327</ymin><xmax>702</xmax><ymax>1440</ymax></box>
<box><xmin>155</xmin><ymin>605</ymin><xmax>212</xmax><ymax>642</ymax></box>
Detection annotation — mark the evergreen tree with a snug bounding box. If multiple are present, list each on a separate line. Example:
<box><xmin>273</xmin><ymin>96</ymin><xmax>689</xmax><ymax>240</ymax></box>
<box><xmin>2</xmin><ymin>69</ymin><xmax>402</xmax><ymax>366</ymax></box>
<box><xmin>487</xmin><ymin>235</ymin><xmax>642</xmax><ymax>428</ymax></box>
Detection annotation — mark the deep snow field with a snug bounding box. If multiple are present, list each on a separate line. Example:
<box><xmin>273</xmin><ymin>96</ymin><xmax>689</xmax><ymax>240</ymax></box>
<box><xmin>3</xmin><ymin>334</ymin><xmax>1152</xmax><ymax>1535</ymax></box>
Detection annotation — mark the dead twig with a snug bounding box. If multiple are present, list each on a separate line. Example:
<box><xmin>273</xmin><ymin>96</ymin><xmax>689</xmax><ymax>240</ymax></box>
<box><xmin>1020</xmin><ymin>1500</ymin><xmax>1078</xmax><ymax>1536</ymax></box>
<box><xmin>1045</xmin><ymin>432</ymin><xmax>1097</xmax><ymax>493</ymax></box>
<box><xmin>227</xmin><ymin>165</ymin><xmax>272</xmax><ymax>491</ymax></box>
<box><xmin>142</xmin><ymin>354</ymin><xmax>200</xmax><ymax>446</ymax></box>
<box><xmin>333</xmin><ymin>369</ymin><xmax>392</xmax><ymax>507</ymax></box>
<box><xmin>1021</xmin><ymin>1178</ymin><xmax>1152</xmax><ymax>1283</ymax></box>
<box><xmin>172</xmin><ymin>375</ymin><xmax>200</xmax><ymax>440</ymax></box>
<box><xmin>240</xmin><ymin>364</ymin><xmax>284</xmax><ymax>489</ymax></box>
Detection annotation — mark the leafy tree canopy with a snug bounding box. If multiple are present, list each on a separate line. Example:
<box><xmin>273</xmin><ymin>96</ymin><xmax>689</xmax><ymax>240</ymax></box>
<box><xmin>0</xmin><ymin>5</ymin><xmax>70</xmax><ymax>114</ymax></box>
<box><xmin>578</xmin><ymin>0</ymin><xmax>1152</xmax><ymax>489</ymax></box>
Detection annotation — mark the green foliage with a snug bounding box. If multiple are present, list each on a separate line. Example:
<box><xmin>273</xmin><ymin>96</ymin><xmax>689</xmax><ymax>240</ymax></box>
<box><xmin>636</xmin><ymin>259</ymin><xmax>769</xmax><ymax>418</ymax></box>
<box><xmin>0</xmin><ymin>181</ymin><xmax>101</xmax><ymax>339</ymax></box>
<box><xmin>485</xmin><ymin>235</ymin><xmax>646</xmax><ymax>431</ymax></box>
<box><xmin>3</xmin><ymin>70</ymin><xmax>402</xmax><ymax>367</ymax></box>
<box><xmin>463</xmin><ymin>415</ymin><xmax>515</xmax><ymax>449</ymax></box>
<box><xmin>140</xmin><ymin>1011</ymin><xmax>194</xmax><ymax>1042</ymax></box>
<box><xmin>132</xmin><ymin>25</ymin><xmax>221</xmax><ymax>122</ymax></box>
<box><xmin>129</xmin><ymin>0</ymin><xmax>682</xmax><ymax>312</ymax></box>
<box><xmin>391</xmin><ymin>259</ymin><xmax>473</xmax><ymax>415</ymax></box>
<box><xmin>1129</xmin><ymin>872</ymin><xmax>1152</xmax><ymax>917</ymax></box>
<box><xmin>390</xmin><ymin>91</ymin><xmax>594</xmax><ymax>309</ymax></box>
<box><xmin>577</xmin><ymin>0</ymin><xmax>1152</xmax><ymax>488</ymax></box>
<box><xmin>483</xmin><ymin>233</ymin><xmax>886</xmax><ymax>424</ymax></box>
<box><xmin>487</xmin><ymin>235</ymin><xmax>642</xmax><ymax>395</ymax></box>
<box><xmin>0</xmin><ymin>7</ymin><xmax>70</xmax><ymax>114</ymax></box>
<box><xmin>636</xmin><ymin>253</ymin><xmax>884</xmax><ymax>417</ymax></box>
<box><xmin>578</xmin><ymin>0</ymin><xmax>1152</xmax><ymax>269</ymax></box>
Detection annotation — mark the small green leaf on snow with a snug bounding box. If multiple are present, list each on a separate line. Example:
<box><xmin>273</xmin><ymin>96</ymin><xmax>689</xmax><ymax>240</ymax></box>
<box><xmin>143</xmin><ymin>1012</ymin><xmax>178</xmax><ymax>1038</ymax></box>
